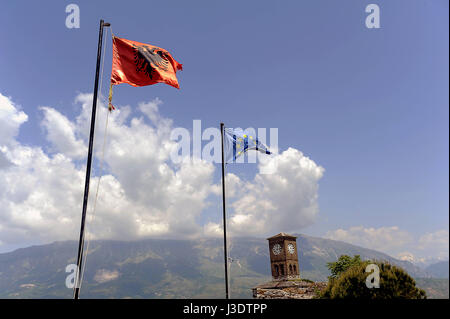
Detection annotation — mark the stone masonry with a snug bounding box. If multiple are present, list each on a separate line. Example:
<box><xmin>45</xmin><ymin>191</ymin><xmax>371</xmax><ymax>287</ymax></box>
<box><xmin>252</xmin><ymin>280</ymin><xmax>327</xmax><ymax>299</ymax></box>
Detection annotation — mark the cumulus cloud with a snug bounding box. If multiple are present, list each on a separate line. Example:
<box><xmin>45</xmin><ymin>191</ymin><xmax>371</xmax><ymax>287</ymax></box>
<box><xmin>325</xmin><ymin>226</ymin><xmax>414</xmax><ymax>252</ymax></box>
<box><xmin>210</xmin><ymin>173</ymin><xmax>242</xmax><ymax>198</ymax></box>
<box><xmin>0</xmin><ymin>91</ymin><xmax>325</xmax><ymax>248</ymax></box>
<box><xmin>0</xmin><ymin>93</ymin><xmax>215</xmax><ymax>246</ymax></box>
<box><xmin>40</xmin><ymin>106</ymin><xmax>86</xmax><ymax>159</ymax></box>
<box><xmin>0</xmin><ymin>93</ymin><xmax>28</xmax><ymax>145</ymax></box>
<box><xmin>205</xmin><ymin>148</ymin><xmax>324</xmax><ymax>237</ymax></box>
<box><xmin>417</xmin><ymin>230</ymin><xmax>449</xmax><ymax>260</ymax></box>
<box><xmin>325</xmin><ymin>226</ymin><xmax>449</xmax><ymax>263</ymax></box>
<box><xmin>0</xmin><ymin>151</ymin><xmax>11</xmax><ymax>169</ymax></box>
<box><xmin>2</xmin><ymin>91</ymin><xmax>446</xmax><ymax>264</ymax></box>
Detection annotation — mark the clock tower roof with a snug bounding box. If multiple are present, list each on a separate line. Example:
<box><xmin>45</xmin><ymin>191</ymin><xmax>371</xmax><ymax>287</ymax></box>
<box><xmin>267</xmin><ymin>232</ymin><xmax>297</xmax><ymax>240</ymax></box>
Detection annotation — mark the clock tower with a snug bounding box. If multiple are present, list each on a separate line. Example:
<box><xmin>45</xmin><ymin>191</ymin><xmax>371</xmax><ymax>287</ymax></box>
<box><xmin>267</xmin><ymin>233</ymin><xmax>300</xmax><ymax>280</ymax></box>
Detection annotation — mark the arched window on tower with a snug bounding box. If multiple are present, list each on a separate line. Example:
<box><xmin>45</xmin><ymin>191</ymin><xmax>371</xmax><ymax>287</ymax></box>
<box><xmin>289</xmin><ymin>264</ymin><xmax>293</xmax><ymax>275</ymax></box>
<box><xmin>274</xmin><ymin>265</ymin><xmax>279</xmax><ymax>277</ymax></box>
<box><xmin>293</xmin><ymin>264</ymin><xmax>297</xmax><ymax>274</ymax></box>
<box><xmin>280</xmin><ymin>264</ymin><xmax>285</xmax><ymax>276</ymax></box>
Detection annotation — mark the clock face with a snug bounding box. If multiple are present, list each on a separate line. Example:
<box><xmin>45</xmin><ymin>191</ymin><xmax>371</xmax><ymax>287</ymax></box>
<box><xmin>272</xmin><ymin>244</ymin><xmax>282</xmax><ymax>255</ymax></box>
<box><xmin>287</xmin><ymin>243</ymin><xmax>295</xmax><ymax>254</ymax></box>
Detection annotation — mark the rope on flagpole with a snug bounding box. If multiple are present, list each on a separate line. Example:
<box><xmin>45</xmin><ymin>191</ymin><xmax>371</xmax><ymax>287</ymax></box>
<box><xmin>78</xmin><ymin>111</ymin><xmax>110</xmax><ymax>291</ymax></box>
<box><xmin>108</xmin><ymin>27</ymin><xmax>116</xmax><ymax>111</ymax></box>
<box><xmin>76</xmin><ymin>26</ymin><xmax>111</xmax><ymax>294</ymax></box>
<box><xmin>228</xmin><ymin>239</ymin><xmax>233</xmax><ymax>299</ymax></box>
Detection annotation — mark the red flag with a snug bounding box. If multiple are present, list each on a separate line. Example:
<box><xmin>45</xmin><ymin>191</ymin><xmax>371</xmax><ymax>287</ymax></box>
<box><xmin>110</xmin><ymin>36</ymin><xmax>182</xmax><ymax>89</ymax></box>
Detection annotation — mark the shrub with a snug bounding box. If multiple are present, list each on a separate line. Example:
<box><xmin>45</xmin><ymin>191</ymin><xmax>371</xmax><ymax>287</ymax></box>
<box><xmin>320</xmin><ymin>259</ymin><xmax>426</xmax><ymax>299</ymax></box>
<box><xmin>327</xmin><ymin>255</ymin><xmax>362</xmax><ymax>279</ymax></box>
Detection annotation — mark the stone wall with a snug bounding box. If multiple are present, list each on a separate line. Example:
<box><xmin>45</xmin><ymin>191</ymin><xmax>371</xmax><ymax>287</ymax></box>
<box><xmin>252</xmin><ymin>280</ymin><xmax>327</xmax><ymax>299</ymax></box>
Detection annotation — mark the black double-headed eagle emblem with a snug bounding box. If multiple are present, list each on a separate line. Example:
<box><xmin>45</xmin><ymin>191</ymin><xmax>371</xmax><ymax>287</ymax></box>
<box><xmin>133</xmin><ymin>44</ymin><xmax>170</xmax><ymax>79</ymax></box>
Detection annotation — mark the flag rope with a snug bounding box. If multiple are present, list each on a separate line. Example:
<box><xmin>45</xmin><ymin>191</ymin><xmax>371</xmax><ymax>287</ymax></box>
<box><xmin>75</xmin><ymin>26</ymin><xmax>111</xmax><ymax>295</ymax></box>
<box><xmin>108</xmin><ymin>30</ymin><xmax>116</xmax><ymax>111</ymax></box>
<box><xmin>78</xmin><ymin>110</ymin><xmax>110</xmax><ymax>291</ymax></box>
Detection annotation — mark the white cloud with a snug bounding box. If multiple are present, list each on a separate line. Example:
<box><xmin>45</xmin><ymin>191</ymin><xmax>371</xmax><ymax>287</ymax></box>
<box><xmin>210</xmin><ymin>173</ymin><xmax>242</xmax><ymax>198</ymax></box>
<box><xmin>0</xmin><ymin>93</ymin><xmax>215</xmax><ymax>246</ymax></box>
<box><xmin>325</xmin><ymin>226</ymin><xmax>449</xmax><ymax>263</ymax></box>
<box><xmin>205</xmin><ymin>148</ymin><xmax>324</xmax><ymax>237</ymax></box>
<box><xmin>0</xmin><ymin>146</ymin><xmax>85</xmax><ymax>244</ymax></box>
<box><xmin>203</xmin><ymin>222</ymin><xmax>224</xmax><ymax>238</ymax></box>
<box><xmin>417</xmin><ymin>230</ymin><xmax>449</xmax><ymax>260</ymax></box>
<box><xmin>2</xmin><ymin>91</ymin><xmax>446</xmax><ymax>264</ymax></box>
<box><xmin>0</xmin><ymin>151</ymin><xmax>11</xmax><ymax>169</ymax></box>
<box><xmin>40</xmin><ymin>106</ymin><xmax>86</xmax><ymax>159</ymax></box>
<box><xmin>325</xmin><ymin>226</ymin><xmax>414</xmax><ymax>252</ymax></box>
<box><xmin>0</xmin><ymin>91</ymin><xmax>325</xmax><ymax>248</ymax></box>
<box><xmin>0</xmin><ymin>93</ymin><xmax>28</xmax><ymax>145</ymax></box>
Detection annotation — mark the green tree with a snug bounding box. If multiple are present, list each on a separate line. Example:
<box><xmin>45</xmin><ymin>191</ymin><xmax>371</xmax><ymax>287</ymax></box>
<box><xmin>320</xmin><ymin>257</ymin><xmax>427</xmax><ymax>299</ymax></box>
<box><xmin>327</xmin><ymin>255</ymin><xmax>362</xmax><ymax>279</ymax></box>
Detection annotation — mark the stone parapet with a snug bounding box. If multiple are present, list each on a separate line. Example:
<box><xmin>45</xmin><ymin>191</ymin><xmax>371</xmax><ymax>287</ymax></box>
<box><xmin>252</xmin><ymin>280</ymin><xmax>327</xmax><ymax>299</ymax></box>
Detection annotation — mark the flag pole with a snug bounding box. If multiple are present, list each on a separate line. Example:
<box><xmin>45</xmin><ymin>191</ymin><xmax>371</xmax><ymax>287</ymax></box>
<box><xmin>73</xmin><ymin>19</ymin><xmax>110</xmax><ymax>300</ymax></box>
<box><xmin>220</xmin><ymin>122</ymin><xmax>229</xmax><ymax>299</ymax></box>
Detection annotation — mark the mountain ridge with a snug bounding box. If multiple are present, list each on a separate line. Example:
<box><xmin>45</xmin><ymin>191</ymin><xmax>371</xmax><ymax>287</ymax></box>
<box><xmin>0</xmin><ymin>234</ymin><xmax>441</xmax><ymax>298</ymax></box>
<box><xmin>425</xmin><ymin>261</ymin><xmax>449</xmax><ymax>279</ymax></box>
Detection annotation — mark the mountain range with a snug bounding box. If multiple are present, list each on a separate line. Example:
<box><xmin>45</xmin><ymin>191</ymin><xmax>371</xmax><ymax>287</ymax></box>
<box><xmin>0</xmin><ymin>234</ymin><xmax>447</xmax><ymax>298</ymax></box>
<box><xmin>425</xmin><ymin>261</ymin><xmax>449</xmax><ymax>279</ymax></box>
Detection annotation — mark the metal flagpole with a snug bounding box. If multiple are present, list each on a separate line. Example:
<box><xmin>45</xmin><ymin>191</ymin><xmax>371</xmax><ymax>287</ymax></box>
<box><xmin>73</xmin><ymin>19</ymin><xmax>110</xmax><ymax>300</ymax></box>
<box><xmin>220</xmin><ymin>122</ymin><xmax>229</xmax><ymax>299</ymax></box>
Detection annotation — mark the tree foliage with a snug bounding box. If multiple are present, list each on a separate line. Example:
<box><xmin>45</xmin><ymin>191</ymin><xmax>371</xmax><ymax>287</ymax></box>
<box><xmin>326</xmin><ymin>254</ymin><xmax>362</xmax><ymax>279</ymax></box>
<box><xmin>320</xmin><ymin>255</ymin><xmax>427</xmax><ymax>299</ymax></box>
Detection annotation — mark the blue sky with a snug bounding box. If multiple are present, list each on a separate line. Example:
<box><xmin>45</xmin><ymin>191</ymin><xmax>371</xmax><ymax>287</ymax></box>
<box><xmin>0</xmin><ymin>0</ymin><xmax>448</xmax><ymax>263</ymax></box>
